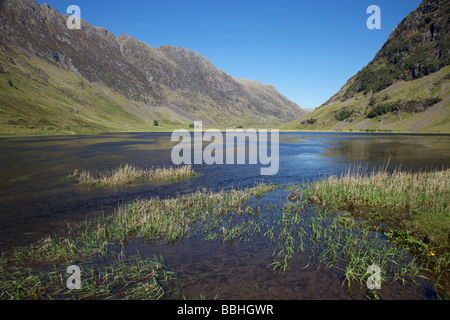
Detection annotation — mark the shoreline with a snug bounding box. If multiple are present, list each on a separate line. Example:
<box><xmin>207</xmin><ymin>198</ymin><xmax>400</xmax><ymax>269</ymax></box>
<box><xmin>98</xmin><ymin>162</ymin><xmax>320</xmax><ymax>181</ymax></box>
<box><xmin>1</xmin><ymin>128</ymin><xmax>450</xmax><ymax>138</ymax></box>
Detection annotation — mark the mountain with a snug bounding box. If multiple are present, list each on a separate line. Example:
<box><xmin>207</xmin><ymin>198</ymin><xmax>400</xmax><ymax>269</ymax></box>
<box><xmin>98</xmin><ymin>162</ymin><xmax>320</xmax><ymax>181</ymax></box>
<box><xmin>0</xmin><ymin>0</ymin><xmax>306</xmax><ymax>135</ymax></box>
<box><xmin>285</xmin><ymin>0</ymin><xmax>449</xmax><ymax>133</ymax></box>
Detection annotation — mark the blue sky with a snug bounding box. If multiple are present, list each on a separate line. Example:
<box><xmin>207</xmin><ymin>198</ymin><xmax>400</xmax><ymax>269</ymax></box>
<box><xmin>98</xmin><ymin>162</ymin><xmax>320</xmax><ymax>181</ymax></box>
<box><xmin>38</xmin><ymin>0</ymin><xmax>422</xmax><ymax>109</ymax></box>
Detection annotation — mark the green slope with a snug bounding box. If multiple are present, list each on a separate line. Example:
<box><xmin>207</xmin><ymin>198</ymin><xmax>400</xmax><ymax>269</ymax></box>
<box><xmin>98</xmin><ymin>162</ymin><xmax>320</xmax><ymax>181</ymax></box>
<box><xmin>284</xmin><ymin>0</ymin><xmax>449</xmax><ymax>133</ymax></box>
<box><xmin>282</xmin><ymin>66</ymin><xmax>449</xmax><ymax>133</ymax></box>
<box><xmin>0</xmin><ymin>47</ymin><xmax>188</xmax><ymax>135</ymax></box>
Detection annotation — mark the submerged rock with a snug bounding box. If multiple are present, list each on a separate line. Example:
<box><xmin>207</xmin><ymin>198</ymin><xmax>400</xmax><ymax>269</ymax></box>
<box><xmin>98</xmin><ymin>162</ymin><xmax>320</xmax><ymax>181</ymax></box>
<box><xmin>337</xmin><ymin>212</ymin><xmax>355</xmax><ymax>227</ymax></box>
<box><xmin>308</xmin><ymin>195</ymin><xmax>320</xmax><ymax>203</ymax></box>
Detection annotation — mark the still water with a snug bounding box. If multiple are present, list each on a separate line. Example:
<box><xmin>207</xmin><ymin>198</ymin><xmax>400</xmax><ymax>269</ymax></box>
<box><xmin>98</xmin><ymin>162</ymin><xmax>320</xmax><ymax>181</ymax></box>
<box><xmin>0</xmin><ymin>132</ymin><xmax>449</xmax><ymax>299</ymax></box>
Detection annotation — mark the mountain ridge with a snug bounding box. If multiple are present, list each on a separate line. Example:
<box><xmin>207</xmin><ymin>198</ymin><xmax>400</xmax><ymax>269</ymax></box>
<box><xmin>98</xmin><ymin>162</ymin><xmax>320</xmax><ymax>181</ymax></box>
<box><xmin>0</xmin><ymin>0</ymin><xmax>306</xmax><ymax>135</ymax></box>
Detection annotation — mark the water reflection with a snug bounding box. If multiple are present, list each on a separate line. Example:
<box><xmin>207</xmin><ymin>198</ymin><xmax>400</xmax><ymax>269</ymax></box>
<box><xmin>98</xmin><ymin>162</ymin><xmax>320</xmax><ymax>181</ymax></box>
<box><xmin>300</xmin><ymin>133</ymin><xmax>450</xmax><ymax>169</ymax></box>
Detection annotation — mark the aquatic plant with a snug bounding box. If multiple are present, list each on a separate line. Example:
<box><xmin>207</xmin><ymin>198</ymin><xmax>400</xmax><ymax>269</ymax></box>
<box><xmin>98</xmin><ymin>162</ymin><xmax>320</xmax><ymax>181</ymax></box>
<box><xmin>0</xmin><ymin>183</ymin><xmax>275</xmax><ymax>300</ymax></box>
<box><xmin>298</xmin><ymin>166</ymin><xmax>449</xmax><ymax>293</ymax></box>
<box><xmin>0</xmin><ymin>254</ymin><xmax>174</xmax><ymax>300</ymax></box>
<box><xmin>68</xmin><ymin>163</ymin><xmax>197</xmax><ymax>187</ymax></box>
<box><xmin>301</xmin><ymin>166</ymin><xmax>450</xmax><ymax>248</ymax></box>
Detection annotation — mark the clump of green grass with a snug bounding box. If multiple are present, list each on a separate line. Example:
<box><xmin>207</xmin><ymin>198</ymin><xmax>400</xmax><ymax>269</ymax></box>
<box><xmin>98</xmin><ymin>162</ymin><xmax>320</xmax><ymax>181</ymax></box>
<box><xmin>246</xmin><ymin>182</ymin><xmax>282</xmax><ymax>198</ymax></box>
<box><xmin>107</xmin><ymin>187</ymin><xmax>257</xmax><ymax>243</ymax></box>
<box><xmin>299</xmin><ymin>166</ymin><xmax>449</xmax><ymax>294</ymax></box>
<box><xmin>5</xmin><ymin>183</ymin><xmax>274</xmax><ymax>265</ymax></box>
<box><xmin>68</xmin><ymin>164</ymin><xmax>197</xmax><ymax>187</ymax></box>
<box><xmin>302</xmin><ymin>166</ymin><xmax>449</xmax><ymax>247</ymax></box>
<box><xmin>266</xmin><ymin>199</ymin><xmax>424</xmax><ymax>290</ymax></box>
<box><xmin>1</xmin><ymin>184</ymin><xmax>276</xmax><ymax>300</ymax></box>
<box><xmin>0</xmin><ymin>254</ymin><xmax>174</xmax><ymax>300</ymax></box>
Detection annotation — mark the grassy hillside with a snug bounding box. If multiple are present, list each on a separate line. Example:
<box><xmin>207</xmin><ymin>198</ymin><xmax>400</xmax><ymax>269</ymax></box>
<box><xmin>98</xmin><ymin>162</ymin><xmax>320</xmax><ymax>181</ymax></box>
<box><xmin>282</xmin><ymin>66</ymin><xmax>449</xmax><ymax>133</ymax></box>
<box><xmin>0</xmin><ymin>43</ymin><xmax>301</xmax><ymax>136</ymax></box>
<box><xmin>0</xmin><ymin>47</ymin><xmax>189</xmax><ymax>135</ymax></box>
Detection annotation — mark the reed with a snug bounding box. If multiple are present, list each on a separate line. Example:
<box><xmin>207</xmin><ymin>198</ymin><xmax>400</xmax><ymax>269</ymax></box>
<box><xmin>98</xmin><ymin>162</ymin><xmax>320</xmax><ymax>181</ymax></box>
<box><xmin>69</xmin><ymin>164</ymin><xmax>197</xmax><ymax>187</ymax></box>
<box><xmin>246</xmin><ymin>182</ymin><xmax>282</xmax><ymax>198</ymax></box>
<box><xmin>7</xmin><ymin>187</ymin><xmax>262</xmax><ymax>265</ymax></box>
<box><xmin>268</xmin><ymin>200</ymin><xmax>425</xmax><ymax>290</ymax></box>
<box><xmin>298</xmin><ymin>166</ymin><xmax>449</xmax><ymax>294</ymax></box>
<box><xmin>0</xmin><ymin>254</ymin><xmax>174</xmax><ymax>300</ymax></box>
<box><xmin>302</xmin><ymin>167</ymin><xmax>449</xmax><ymax>248</ymax></box>
<box><xmin>0</xmin><ymin>184</ymin><xmax>273</xmax><ymax>300</ymax></box>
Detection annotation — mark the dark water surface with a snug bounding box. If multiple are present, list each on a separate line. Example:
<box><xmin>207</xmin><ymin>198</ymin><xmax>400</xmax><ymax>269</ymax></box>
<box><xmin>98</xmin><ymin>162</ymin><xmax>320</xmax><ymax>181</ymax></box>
<box><xmin>1</xmin><ymin>132</ymin><xmax>449</xmax><ymax>299</ymax></box>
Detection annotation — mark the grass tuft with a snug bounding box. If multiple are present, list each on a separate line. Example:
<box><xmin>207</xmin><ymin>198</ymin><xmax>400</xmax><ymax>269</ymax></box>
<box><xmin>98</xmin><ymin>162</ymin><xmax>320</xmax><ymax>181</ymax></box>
<box><xmin>68</xmin><ymin>164</ymin><xmax>197</xmax><ymax>187</ymax></box>
<box><xmin>302</xmin><ymin>166</ymin><xmax>449</xmax><ymax>248</ymax></box>
<box><xmin>298</xmin><ymin>166</ymin><xmax>449</xmax><ymax>293</ymax></box>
